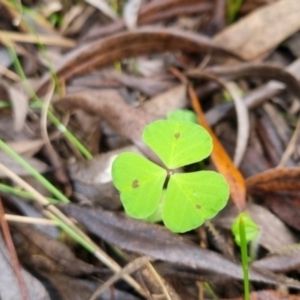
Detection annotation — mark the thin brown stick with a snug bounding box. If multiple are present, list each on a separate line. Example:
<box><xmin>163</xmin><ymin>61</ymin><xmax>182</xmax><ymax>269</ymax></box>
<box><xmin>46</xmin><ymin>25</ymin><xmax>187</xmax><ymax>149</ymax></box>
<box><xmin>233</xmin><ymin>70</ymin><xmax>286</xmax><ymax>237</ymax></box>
<box><xmin>0</xmin><ymin>197</ymin><xmax>30</xmax><ymax>300</ymax></box>
<box><xmin>90</xmin><ymin>256</ymin><xmax>153</xmax><ymax>300</ymax></box>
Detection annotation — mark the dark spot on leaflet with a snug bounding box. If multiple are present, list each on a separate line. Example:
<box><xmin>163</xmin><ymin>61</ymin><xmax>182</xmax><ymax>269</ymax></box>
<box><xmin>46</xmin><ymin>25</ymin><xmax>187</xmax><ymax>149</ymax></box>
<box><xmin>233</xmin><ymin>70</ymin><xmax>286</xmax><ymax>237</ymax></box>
<box><xmin>174</xmin><ymin>132</ymin><xmax>180</xmax><ymax>139</ymax></box>
<box><xmin>132</xmin><ymin>179</ymin><xmax>139</xmax><ymax>189</ymax></box>
<box><xmin>196</xmin><ymin>204</ymin><xmax>201</xmax><ymax>210</ymax></box>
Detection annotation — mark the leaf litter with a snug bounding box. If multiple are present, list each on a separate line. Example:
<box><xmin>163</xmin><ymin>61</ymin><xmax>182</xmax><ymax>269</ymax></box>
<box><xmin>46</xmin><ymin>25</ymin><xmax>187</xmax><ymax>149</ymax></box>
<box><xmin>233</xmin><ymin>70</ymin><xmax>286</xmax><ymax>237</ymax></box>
<box><xmin>2</xmin><ymin>0</ymin><xmax>300</xmax><ymax>298</ymax></box>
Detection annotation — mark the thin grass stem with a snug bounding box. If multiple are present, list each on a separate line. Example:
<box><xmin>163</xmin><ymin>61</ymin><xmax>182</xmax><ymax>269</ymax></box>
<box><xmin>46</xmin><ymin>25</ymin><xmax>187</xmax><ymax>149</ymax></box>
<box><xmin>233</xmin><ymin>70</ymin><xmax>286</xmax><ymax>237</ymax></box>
<box><xmin>239</xmin><ymin>215</ymin><xmax>250</xmax><ymax>300</ymax></box>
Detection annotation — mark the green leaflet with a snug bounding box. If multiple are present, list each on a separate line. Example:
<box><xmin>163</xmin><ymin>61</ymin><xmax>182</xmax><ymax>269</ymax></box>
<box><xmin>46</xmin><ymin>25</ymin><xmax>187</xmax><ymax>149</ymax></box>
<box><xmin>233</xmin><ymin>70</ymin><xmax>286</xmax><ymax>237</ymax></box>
<box><xmin>112</xmin><ymin>152</ymin><xmax>167</xmax><ymax>218</ymax></box>
<box><xmin>143</xmin><ymin>120</ymin><xmax>212</xmax><ymax>169</ymax></box>
<box><xmin>163</xmin><ymin>172</ymin><xmax>230</xmax><ymax>232</ymax></box>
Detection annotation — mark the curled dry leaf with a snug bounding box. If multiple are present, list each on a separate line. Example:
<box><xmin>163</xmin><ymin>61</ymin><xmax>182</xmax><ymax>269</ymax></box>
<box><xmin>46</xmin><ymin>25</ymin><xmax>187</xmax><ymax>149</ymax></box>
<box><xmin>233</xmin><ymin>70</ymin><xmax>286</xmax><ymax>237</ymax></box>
<box><xmin>224</xmin><ymin>81</ymin><xmax>249</xmax><ymax>167</ymax></box>
<box><xmin>60</xmin><ymin>204</ymin><xmax>300</xmax><ymax>289</ymax></box>
<box><xmin>37</xmin><ymin>27</ymin><xmax>239</xmax><ymax>94</ymax></box>
<box><xmin>201</xmin><ymin>63</ymin><xmax>300</xmax><ymax>100</ymax></box>
<box><xmin>214</xmin><ymin>0</ymin><xmax>300</xmax><ymax>60</ymax></box>
<box><xmin>205</xmin><ymin>57</ymin><xmax>300</xmax><ymax>126</ymax></box>
<box><xmin>82</xmin><ymin>0</ymin><xmax>213</xmax><ymax>41</ymax></box>
<box><xmin>246</xmin><ymin>167</ymin><xmax>300</xmax><ymax>193</ymax></box>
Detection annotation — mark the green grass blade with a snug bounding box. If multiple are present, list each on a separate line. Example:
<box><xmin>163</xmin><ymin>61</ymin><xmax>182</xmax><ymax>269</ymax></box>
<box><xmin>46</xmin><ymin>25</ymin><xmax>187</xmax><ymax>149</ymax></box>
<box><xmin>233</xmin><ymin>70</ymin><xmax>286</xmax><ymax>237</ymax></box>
<box><xmin>0</xmin><ymin>183</ymin><xmax>59</xmax><ymax>204</ymax></box>
<box><xmin>50</xmin><ymin>214</ymin><xmax>95</xmax><ymax>253</ymax></box>
<box><xmin>0</xmin><ymin>139</ymin><xmax>69</xmax><ymax>203</ymax></box>
<box><xmin>6</xmin><ymin>42</ymin><xmax>93</xmax><ymax>160</ymax></box>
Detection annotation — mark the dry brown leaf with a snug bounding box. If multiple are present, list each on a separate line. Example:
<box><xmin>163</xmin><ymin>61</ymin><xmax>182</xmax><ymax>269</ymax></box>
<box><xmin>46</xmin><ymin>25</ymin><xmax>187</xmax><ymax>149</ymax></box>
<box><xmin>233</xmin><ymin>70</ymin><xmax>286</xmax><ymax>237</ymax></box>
<box><xmin>246</xmin><ymin>167</ymin><xmax>300</xmax><ymax>193</ymax></box>
<box><xmin>0</xmin><ymin>235</ymin><xmax>50</xmax><ymax>300</ymax></box>
<box><xmin>82</xmin><ymin>0</ymin><xmax>213</xmax><ymax>41</ymax></box>
<box><xmin>14</xmin><ymin>223</ymin><xmax>99</xmax><ymax>276</ymax></box>
<box><xmin>1</xmin><ymin>82</ymin><xmax>29</xmax><ymax>132</ymax></box>
<box><xmin>265</xmin><ymin>192</ymin><xmax>300</xmax><ymax>231</ymax></box>
<box><xmin>107</xmin><ymin>72</ymin><xmax>175</xmax><ymax>97</ymax></box>
<box><xmin>214</xmin><ymin>0</ymin><xmax>300</xmax><ymax>60</ymax></box>
<box><xmin>252</xmin><ymin>246</ymin><xmax>300</xmax><ymax>273</ymax></box>
<box><xmin>37</xmin><ymin>27</ymin><xmax>238</xmax><ymax>94</ymax></box>
<box><xmin>7</xmin><ymin>139</ymin><xmax>45</xmax><ymax>156</ymax></box>
<box><xmin>61</xmin><ymin>204</ymin><xmax>300</xmax><ymax>289</ymax></box>
<box><xmin>37</xmin><ymin>272</ymin><xmax>140</xmax><ymax>300</ymax></box>
<box><xmin>140</xmin><ymin>84</ymin><xmax>187</xmax><ymax>116</ymax></box>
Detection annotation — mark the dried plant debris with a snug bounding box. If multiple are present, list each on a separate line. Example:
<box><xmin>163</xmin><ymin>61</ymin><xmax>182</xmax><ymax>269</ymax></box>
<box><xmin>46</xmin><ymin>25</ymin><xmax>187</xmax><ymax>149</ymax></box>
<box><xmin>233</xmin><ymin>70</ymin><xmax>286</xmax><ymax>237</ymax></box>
<box><xmin>2</xmin><ymin>0</ymin><xmax>300</xmax><ymax>298</ymax></box>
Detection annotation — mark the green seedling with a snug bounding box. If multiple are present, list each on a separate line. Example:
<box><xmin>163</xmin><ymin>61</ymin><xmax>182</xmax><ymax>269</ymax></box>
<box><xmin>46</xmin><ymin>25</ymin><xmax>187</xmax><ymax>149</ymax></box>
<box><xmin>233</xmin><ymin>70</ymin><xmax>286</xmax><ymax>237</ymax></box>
<box><xmin>167</xmin><ymin>109</ymin><xmax>198</xmax><ymax>124</ymax></box>
<box><xmin>232</xmin><ymin>213</ymin><xmax>260</xmax><ymax>300</ymax></box>
<box><xmin>232</xmin><ymin>212</ymin><xmax>260</xmax><ymax>246</ymax></box>
<box><xmin>227</xmin><ymin>0</ymin><xmax>244</xmax><ymax>23</ymax></box>
<box><xmin>112</xmin><ymin>119</ymin><xmax>230</xmax><ymax>233</ymax></box>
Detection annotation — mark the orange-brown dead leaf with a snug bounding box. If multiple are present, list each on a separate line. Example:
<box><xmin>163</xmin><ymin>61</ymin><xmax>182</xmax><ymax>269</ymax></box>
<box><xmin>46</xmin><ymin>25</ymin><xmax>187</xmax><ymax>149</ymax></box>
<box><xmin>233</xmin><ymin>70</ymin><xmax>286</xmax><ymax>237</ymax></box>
<box><xmin>188</xmin><ymin>85</ymin><xmax>246</xmax><ymax>212</ymax></box>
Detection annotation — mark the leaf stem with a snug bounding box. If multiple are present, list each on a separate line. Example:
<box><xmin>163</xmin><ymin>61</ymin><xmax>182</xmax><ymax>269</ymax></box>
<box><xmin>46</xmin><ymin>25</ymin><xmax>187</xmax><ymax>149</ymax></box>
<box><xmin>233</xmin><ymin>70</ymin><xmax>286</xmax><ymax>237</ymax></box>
<box><xmin>239</xmin><ymin>215</ymin><xmax>250</xmax><ymax>300</ymax></box>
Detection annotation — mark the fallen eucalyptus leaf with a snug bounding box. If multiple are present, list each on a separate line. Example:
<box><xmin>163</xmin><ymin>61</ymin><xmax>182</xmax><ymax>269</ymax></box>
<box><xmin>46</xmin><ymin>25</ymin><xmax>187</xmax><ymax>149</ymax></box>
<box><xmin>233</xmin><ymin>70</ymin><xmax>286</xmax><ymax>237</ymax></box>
<box><xmin>60</xmin><ymin>204</ymin><xmax>300</xmax><ymax>288</ymax></box>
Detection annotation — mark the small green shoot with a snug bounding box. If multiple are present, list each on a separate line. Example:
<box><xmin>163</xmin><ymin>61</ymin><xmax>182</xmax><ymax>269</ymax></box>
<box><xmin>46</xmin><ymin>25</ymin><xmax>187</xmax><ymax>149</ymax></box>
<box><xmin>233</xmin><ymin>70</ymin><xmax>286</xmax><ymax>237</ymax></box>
<box><xmin>232</xmin><ymin>213</ymin><xmax>260</xmax><ymax>300</ymax></box>
<box><xmin>227</xmin><ymin>0</ymin><xmax>244</xmax><ymax>23</ymax></box>
<box><xmin>167</xmin><ymin>109</ymin><xmax>198</xmax><ymax>124</ymax></box>
<box><xmin>232</xmin><ymin>212</ymin><xmax>259</xmax><ymax>246</ymax></box>
<box><xmin>112</xmin><ymin>120</ymin><xmax>230</xmax><ymax>233</ymax></box>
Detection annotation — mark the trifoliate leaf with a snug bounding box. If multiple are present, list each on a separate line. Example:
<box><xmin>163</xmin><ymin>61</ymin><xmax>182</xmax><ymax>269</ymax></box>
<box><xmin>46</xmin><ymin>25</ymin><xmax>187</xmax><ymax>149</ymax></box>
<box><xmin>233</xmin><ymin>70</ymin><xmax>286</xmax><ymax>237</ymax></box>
<box><xmin>112</xmin><ymin>152</ymin><xmax>167</xmax><ymax>218</ymax></box>
<box><xmin>232</xmin><ymin>212</ymin><xmax>260</xmax><ymax>246</ymax></box>
<box><xmin>142</xmin><ymin>120</ymin><xmax>212</xmax><ymax>169</ymax></box>
<box><xmin>162</xmin><ymin>171</ymin><xmax>230</xmax><ymax>233</ymax></box>
<box><xmin>167</xmin><ymin>109</ymin><xmax>198</xmax><ymax>124</ymax></box>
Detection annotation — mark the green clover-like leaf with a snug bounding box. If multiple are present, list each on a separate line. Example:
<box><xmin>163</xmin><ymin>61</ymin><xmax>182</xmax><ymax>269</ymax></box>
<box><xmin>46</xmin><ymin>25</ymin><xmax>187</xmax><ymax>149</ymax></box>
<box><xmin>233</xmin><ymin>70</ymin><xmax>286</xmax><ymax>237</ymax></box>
<box><xmin>112</xmin><ymin>152</ymin><xmax>167</xmax><ymax>219</ymax></box>
<box><xmin>163</xmin><ymin>171</ymin><xmax>230</xmax><ymax>232</ymax></box>
<box><xmin>142</xmin><ymin>120</ymin><xmax>213</xmax><ymax>169</ymax></box>
<box><xmin>112</xmin><ymin>120</ymin><xmax>230</xmax><ymax>233</ymax></box>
